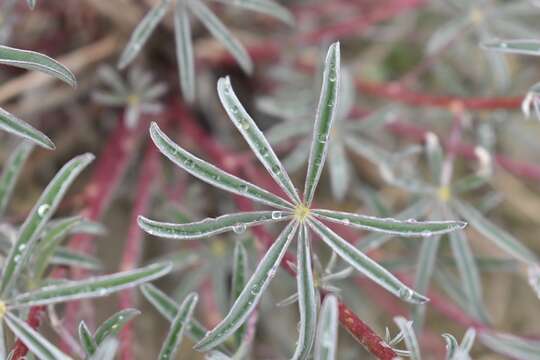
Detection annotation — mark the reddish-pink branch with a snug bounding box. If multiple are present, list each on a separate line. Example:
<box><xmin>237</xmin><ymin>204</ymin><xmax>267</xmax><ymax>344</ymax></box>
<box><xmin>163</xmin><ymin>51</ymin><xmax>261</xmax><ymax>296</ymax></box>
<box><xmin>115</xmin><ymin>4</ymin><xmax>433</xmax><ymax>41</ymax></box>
<box><xmin>11</xmin><ymin>306</ymin><xmax>46</xmax><ymax>360</ymax></box>
<box><xmin>117</xmin><ymin>143</ymin><xmax>161</xmax><ymax>360</ymax></box>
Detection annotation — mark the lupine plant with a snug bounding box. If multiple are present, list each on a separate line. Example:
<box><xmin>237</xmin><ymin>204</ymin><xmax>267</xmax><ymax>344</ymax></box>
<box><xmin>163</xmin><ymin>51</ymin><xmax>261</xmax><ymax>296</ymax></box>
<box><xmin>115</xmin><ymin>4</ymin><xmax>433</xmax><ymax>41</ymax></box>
<box><xmin>137</xmin><ymin>42</ymin><xmax>466</xmax><ymax>357</ymax></box>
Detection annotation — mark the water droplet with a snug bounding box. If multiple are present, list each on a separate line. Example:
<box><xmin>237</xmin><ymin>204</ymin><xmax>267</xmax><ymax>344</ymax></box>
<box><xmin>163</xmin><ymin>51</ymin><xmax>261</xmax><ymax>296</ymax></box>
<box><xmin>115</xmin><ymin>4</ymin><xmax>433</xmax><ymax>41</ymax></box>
<box><xmin>399</xmin><ymin>288</ymin><xmax>414</xmax><ymax>300</ymax></box>
<box><xmin>318</xmin><ymin>134</ymin><xmax>328</xmax><ymax>142</ymax></box>
<box><xmin>239</xmin><ymin>118</ymin><xmax>250</xmax><ymax>130</ymax></box>
<box><xmin>271</xmin><ymin>211</ymin><xmax>282</xmax><ymax>220</ymax></box>
<box><xmin>271</xmin><ymin>165</ymin><xmax>282</xmax><ymax>175</ymax></box>
<box><xmin>405</xmin><ymin>218</ymin><xmax>417</xmax><ymax>223</ymax></box>
<box><xmin>14</xmin><ymin>255</ymin><xmax>21</xmax><ymax>263</ymax></box>
<box><xmin>231</xmin><ymin>105</ymin><xmax>239</xmax><ymax>114</ymax></box>
<box><xmin>329</xmin><ymin>72</ymin><xmax>337</xmax><ymax>82</ymax></box>
<box><xmin>342</xmin><ymin>218</ymin><xmax>350</xmax><ymax>226</ymax></box>
<box><xmin>239</xmin><ymin>184</ymin><xmax>249</xmax><ymax>193</ymax></box>
<box><xmin>183</xmin><ymin>159</ymin><xmax>194</xmax><ymax>167</ymax></box>
<box><xmin>233</xmin><ymin>223</ymin><xmax>247</xmax><ymax>234</ymax></box>
<box><xmin>421</xmin><ymin>230</ymin><xmax>433</xmax><ymax>237</ymax></box>
<box><xmin>37</xmin><ymin>204</ymin><xmax>50</xmax><ymax>217</ymax></box>
<box><xmin>18</xmin><ymin>244</ymin><xmax>27</xmax><ymax>251</ymax></box>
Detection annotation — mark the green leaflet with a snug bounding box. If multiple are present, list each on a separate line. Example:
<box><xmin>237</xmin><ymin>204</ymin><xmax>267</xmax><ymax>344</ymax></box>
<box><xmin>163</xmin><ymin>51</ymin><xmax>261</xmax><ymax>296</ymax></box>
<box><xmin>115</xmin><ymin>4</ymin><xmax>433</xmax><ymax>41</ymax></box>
<box><xmin>303</xmin><ymin>42</ymin><xmax>340</xmax><ymax>206</ymax></box>
<box><xmin>158</xmin><ymin>292</ymin><xmax>199</xmax><ymax>360</ymax></box>
<box><xmin>394</xmin><ymin>317</ymin><xmax>421</xmax><ymax>360</ymax></box>
<box><xmin>292</xmin><ymin>224</ymin><xmax>317</xmax><ymax>360</ymax></box>
<box><xmin>0</xmin><ymin>153</ymin><xmax>94</xmax><ymax>296</ymax></box>
<box><xmin>78</xmin><ymin>321</ymin><xmax>97</xmax><ymax>355</ymax></box>
<box><xmin>231</xmin><ymin>241</ymin><xmax>249</xmax><ymax>346</ymax></box>
<box><xmin>118</xmin><ymin>0</ymin><xmax>172</xmax><ymax>69</ymax></box>
<box><xmin>149</xmin><ymin>122</ymin><xmax>293</xmax><ymax>210</ymax></box>
<box><xmin>138</xmin><ymin>211</ymin><xmax>290</xmax><ymax>240</ymax></box>
<box><xmin>0</xmin><ymin>142</ymin><xmax>33</xmax><ymax>216</ymax></box>
<box><xmin>174</xmin><ymin>0</ymin><xmax>195</xmax><ymax>103</ymax></box>
<box><xmin>188</xmin><ymin>0</ymin><xmax>252</xmax><ymax>74</ymax></box>
<box><xmin>314</xmin><ymin>295</ymin><xmax>339</xmax><ymax>360</ymax></box>
<box><xmin>94</xmin><ymin>309</ymin><xmax>141</xmax><ymax>345</ymax></box>
<box><xmin>9</xmin><ymin>262</ymin><xmax>171</xmax><ymax>307</ymax></box>
<box><xmin>5</xmin><ymin>313</ymin><xmax>72</xmax><ymax>360</ymax></box>
<box><xmin>312</xmin><ymin>209</ymin><xmax>466</xmax><ymax>237</ymax></box>
<box><xmin>0</xmin><ymin>108</ymin><xmax>54</xmax><ymax>149</ymax></box>
<box><xmin>217</xmin><ymin>76</ymin><xmax>301</xmax><ymax>204</ymax></box>
<box><xmin>194</xmin><ymin>221</ymin><xmax>298</xmax><ymax>351</ymax></box>
<box><xmin>0</xmin><ymin>45</ymin><xmax>76</xmax><ymax>86</ymax></box>
<box><xmin>308</xmin><ymin>217</ymin><xmax>428</xmax><ymax>304</ymax></box>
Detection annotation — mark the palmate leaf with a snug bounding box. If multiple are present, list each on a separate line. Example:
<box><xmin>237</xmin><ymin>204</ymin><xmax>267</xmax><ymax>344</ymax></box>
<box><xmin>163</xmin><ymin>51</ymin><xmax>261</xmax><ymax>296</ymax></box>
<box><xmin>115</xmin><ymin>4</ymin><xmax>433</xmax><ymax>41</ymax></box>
<box><xmin>194</xmin><ymin>221</ymin><xmax>298</xmax><ymax>351</ymax></box>
<box><xmin>0</xmin><ymin>142</ymin><xmax>33</xmax><ymax>216</ymax></box>
<box><xmin>118</xmin><ymin>0</ymin><xmax>172</xmax><ymax>69</ymax></box>
<box><xmin>149</xmin><ymin>122</ymin><xmax>293</xmax><ymax>210</ymax></box>
<box><xmin>94</xmin><ymin>309</ymin><xmax>141</xmax><ymax>346</ymax></box>
<box><xmin>0</xmin><ymin>153</ymin><xmax>94</xmax><ymax>296</ymax></box>
<box><xmin>304</xmin><ymin>42</ymin><xmax>340</xmax><ymax>207</ymax></box>
<box><xmin>139</xmin><ymin>211</ymin><xmax>290</xmax><ymax>239</ymax></box>
<box><xmin>452</xmin><ymin>199</ymin><xmax>538</xmax><ymax>264</ymax></box>
<box><xmin>0</xmin><ymin>108</ymin><xmax>54</xmax><ymax>149</ymax></box>
<box><xmin>4</xmin><ymin>312</ymin><xmax>72</xmax><ymax>360</ymax></box>
<box><xmin>292</xmin><ymin>224</ymin><xmax>317</xmax><ymax>360</ymax></box>
<box><xmin>312</xmin><ymin>209</ymin><xmax>466</xmax><ymax>237</ymax></box>
<box><xmin>481</xmin><ymin>39</ymin><xmax>540</xmax><ymax>56</ymax></box>
<box><xmin>158</xmin><ymin>292</ymin><xmax>199</xmax><ymax>360</ymax></box>
<box><xmin>9</xmin><ymin>262</ymin><xmax>171</xmax><ymax>308</ymax></box>
<box><xmin>314</xmin><ymin>295</ymin><xmax>338</xmax><ymax>360</ymax></box>
<box><xmin>0</xmin><ymin>45</ymin><xmax>76</xmax><ymax>86</ymax></box>
<box><xmin>210</xmin><ymin>0</ymin><xmax>294</xmax><ymax>25</ymax></box>
<box><xmin>140</xmin><ymin>284</ymin><xmax>210</xmax><ymax>344</ymax></box>
<box><xmin>188</xmin><ymin>0</ymin><xmax>253</xmax><ymax>74</ymax></box>
<box><xmin>174</xmin><ymin>0</ymin><xmax>195</xmax><ymax>103</ymax></box>
<box><xmin>218</xmin><ymin>76</ymin><xmax>301</xmax><ymax>204</ymax></box>
<box><xmin>308</xmin><ymin>218</ymin><xmax>428</xmax><ymax>304</ymax></box>
<box><xmin>78</xmin><ymin>321</ymin><xmax>97</xmax><ymax>355</ymax></box>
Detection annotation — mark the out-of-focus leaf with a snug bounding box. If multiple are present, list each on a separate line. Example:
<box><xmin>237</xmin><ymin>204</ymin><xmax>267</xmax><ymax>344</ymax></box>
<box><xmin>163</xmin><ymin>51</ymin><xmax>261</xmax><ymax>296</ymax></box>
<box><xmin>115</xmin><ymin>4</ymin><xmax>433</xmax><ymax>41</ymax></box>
<box><xmin>194</xmin><ymin>221</ymin><xmax>298</xmax><ymax>351</ymax></box>
<box><xmin>0</xmin><ymin>108</ymin><xmax>54</xmax><ymax>149</ymax></box>
<box><xmin>452</xmin><ymin>199</ymin><xmax>538</xmax><ymax>264</ymax></box>
<box><xmin>0</xmin><ymin>153</ymin><xmax>94</xmax><ymax>296</ymax></box>
<box><xmin>481</xmin><ymin>39</ymin><xmax>540</xmax><ymax>56</ymax></box>
<box><xmin>314</xmin><ymin>295</ymin><xmax>338</xmax><ymax>360</ymax></box>
<box><xmin>0</xmin><ymin>45</ymin><xmax>76</xmax><ymax>86</ymax></box>
<box><xmin>139</xmin><ymin>211</ymin><xmax>289</xmax><ymax>239</ymax></box>
<box><xmin>158</xmin><ymin>292</ymin><xmax>198</xmax><ymax>360</ymax></box>
<box><xmin>0</xmin><ymin>142</ymin><xmax>33</xmax><ymax>216</ymax></box>
<box><xmin>50</xmin><ymin>247</ymin><xmax>103</xmax><ymax>271</ymax></box>
<box><xmin>327</xmin><ymin>141</ymin><xmax>350</xmax><ymax>201</ymax></box>
<box><xmin>174</xmin><ymin>0</ymin><xmax>195</xmax><ymax>103</ymax></box>
<box><xmin>88</xmin><ymin>338</ymin><xmax>118</xmax><ymax>360</ymax></box>
<box><xmin>308</xmin><ymin>218</ymin><xmax>428</xmax><ymax>304</ymax></box>
<box><xmin>149</xmin><ymin>122</ymin><xmax>294</xmax><ymax>210</ymax></box>
<box><xmin>118</xmin><ymin>0</ymin><xmax>172</xmax><ymax>69</ymax></box>
<box><xmin>210</xmin><ymin>0</ymin><xmax>294</xmax><ymax>25</ymax></box>
<box><xmin>188</xmin><ymin>0</ymin><xmax>253</xmax><ymax>73</ymax></box>
<box><xmin>10</xmin><ymin>262</ymin><xmax>171</xmax><ymax>307</ymax></box>
<box><xmin>4</xmin><ymin>313</ymin><xmax>72</xmax><ymax>360</ymax></box>
<box><xmin>304</xmin><ymin>42</ymin><xmax>340</xmax><ymax>207</ymax></box>
<box><xmin>217</xmin><ymin>76</ymin><xmax>300</xmax><ymax>203</ymax></box>
<box><xmin>480</xmin><ymin>331</ymin><xmax>540</xmax><ymax>360</ymax></box>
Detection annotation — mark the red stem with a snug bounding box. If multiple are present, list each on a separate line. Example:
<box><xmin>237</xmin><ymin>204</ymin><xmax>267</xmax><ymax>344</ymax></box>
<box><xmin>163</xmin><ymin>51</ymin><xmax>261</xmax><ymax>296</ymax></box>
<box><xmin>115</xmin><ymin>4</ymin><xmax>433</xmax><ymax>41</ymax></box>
<box><xmin>118</xmin><ymin>143</ymin><xmax>161</xmax><ymax>360</ymax></box>
<box><xmin>11</xmin><ymin>306</ymin><xmax>46</xmax><ymax>360</ymax></box>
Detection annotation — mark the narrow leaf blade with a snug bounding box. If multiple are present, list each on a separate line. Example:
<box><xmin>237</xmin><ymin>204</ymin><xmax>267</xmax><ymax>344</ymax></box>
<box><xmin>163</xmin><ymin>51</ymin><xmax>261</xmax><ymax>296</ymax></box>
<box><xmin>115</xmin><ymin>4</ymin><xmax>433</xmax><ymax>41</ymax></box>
<box><xmin>194</xmin><ymin>221</ymin><xmax>298</xmax><ymax>351</ymax></box>
<box><xmin>0</xmin><ymin>142</ymin><xmax>33</xmax><ymax>216</ymax></box>
<box><xmin>314</xmin><ymin>295</ymin><xmax>339</xmax><ymax>360</ymax></box>
<box><xmin>0</xmin><ymin>45</ymin><xmax>76</xmax><ymax>86</ymax></box>
<box><xmin>10</xmin><ymin>262</ymin><xmax>171</xmax><ymax>307</ymax></box>
<box><xmin>158</xmin><ymin>292</ymin><xmax>199</xmax><ymax>360</ymax></box>
<box><xmin>304</xmin><ymin>42</ymin><xmax>340</xmax><ymax>206</ymax></box>
<box><xmin>308</xmin><ymin>218</ymin><xmax>428</xmax><ymax>304</ymax></box>
<box><xmin>174</xmin><ymin>1</ymin><xmax>195</xmax><ymax>103</ymax></box>
<box><xmin>94</xmin><ymin>309</ymin><xmax>141</xmax><ymax>345</ymax></box>
<box><xmin>210</xmin><ymin>0</ymin><xmax>294</xmax><ymax>25</ymax></box>
<box><xmin>138</xmin><ymin>211</ymin><xmax>289</xmax><ymax>240</ymax></box>
<box><xmin>0</xmin><ymin>108</ymin><xmax>54</xmax><ymax>149</ymax></box>
<box><xmin>78</xmin><ymin>321</ymin><xmax>97</xmax><ymax>355</ymax></box>
<box><xmin>218</xmin><ymin>76</ymin><xmax>301</xmax><ymax>204</ymax></box>
<box><xmin>149</xmin><ymin>122</ymin><xmax>293</xmax><ymax>209</ymax></box>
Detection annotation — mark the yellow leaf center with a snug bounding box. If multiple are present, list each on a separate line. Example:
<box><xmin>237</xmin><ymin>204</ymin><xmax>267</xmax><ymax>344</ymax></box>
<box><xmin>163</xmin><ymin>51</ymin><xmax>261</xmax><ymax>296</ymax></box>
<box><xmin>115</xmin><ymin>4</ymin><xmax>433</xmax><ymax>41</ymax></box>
<box><xmin>437</xmin><ymin>186</ymin><xmax>451</xmax><ymax>202</ymax></box>
<box><xmin>294</xmin><ymin>204</ymin><xmax>311</xmax><ymax>222</ymax></box>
